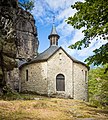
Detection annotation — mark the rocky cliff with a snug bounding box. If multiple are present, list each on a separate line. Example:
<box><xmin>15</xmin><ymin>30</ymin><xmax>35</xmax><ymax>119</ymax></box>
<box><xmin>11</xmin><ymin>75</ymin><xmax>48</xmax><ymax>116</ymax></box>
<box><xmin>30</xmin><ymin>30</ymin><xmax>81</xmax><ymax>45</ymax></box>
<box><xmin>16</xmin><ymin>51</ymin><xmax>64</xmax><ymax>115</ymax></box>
<box><xmin>0</xmin><ymin>0</ymin><xmax>38</xmax><ymax>92</ymax></box>
<box><xmin>0</xmin><ymin>0</ymin><xmax>18</xmax><ymax>92</ymax></box>
<box><xmin>16</xmin><ymin>7</ymin><xmax>38</xmax><ymax>60</ymax></box>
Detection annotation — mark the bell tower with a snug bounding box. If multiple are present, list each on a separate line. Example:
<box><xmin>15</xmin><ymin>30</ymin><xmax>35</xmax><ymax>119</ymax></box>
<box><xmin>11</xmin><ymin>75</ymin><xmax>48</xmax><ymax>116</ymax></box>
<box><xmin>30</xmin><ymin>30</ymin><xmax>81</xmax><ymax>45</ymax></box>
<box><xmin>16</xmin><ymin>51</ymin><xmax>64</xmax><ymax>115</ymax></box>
<box><xmin>48</xmin><ymin>17</ymin><xmax>60</xmax><ymax>46</ymax></box>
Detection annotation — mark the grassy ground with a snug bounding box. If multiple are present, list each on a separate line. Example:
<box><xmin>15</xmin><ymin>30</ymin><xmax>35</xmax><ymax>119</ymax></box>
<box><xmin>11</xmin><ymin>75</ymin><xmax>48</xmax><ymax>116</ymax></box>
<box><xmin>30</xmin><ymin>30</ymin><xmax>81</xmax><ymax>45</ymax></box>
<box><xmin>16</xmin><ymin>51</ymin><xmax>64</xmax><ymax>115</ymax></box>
<box><xmin>0</xmin><ymin>94</ymin><xmax>108</xmax><ymax>120</ymax></box>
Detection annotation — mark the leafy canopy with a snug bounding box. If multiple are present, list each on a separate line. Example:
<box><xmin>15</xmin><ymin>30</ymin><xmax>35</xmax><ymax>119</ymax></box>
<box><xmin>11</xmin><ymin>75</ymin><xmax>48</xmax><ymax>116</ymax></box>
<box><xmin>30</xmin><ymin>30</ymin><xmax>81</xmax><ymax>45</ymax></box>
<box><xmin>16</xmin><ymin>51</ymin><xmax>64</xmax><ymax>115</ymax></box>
<box><xmin>66</xmin><ymin>0</ymin><xmax>108</xmax><ymax>66</ymax></box>
<box><xmin>89</xmin><ymin>65</ymin><xmax>108</xmax><ymax>108</ymax></box>
<box><xmin>18</xmin><ymin>0</ymin><xmax>34</xmax><ymax>11</ymax></box>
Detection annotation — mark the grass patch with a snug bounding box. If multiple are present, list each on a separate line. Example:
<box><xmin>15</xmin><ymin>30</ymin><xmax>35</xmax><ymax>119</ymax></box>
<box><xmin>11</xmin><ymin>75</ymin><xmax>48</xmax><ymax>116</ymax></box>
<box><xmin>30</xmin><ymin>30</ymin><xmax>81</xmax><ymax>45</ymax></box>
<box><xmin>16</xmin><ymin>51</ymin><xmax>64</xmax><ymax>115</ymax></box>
<box><xmin>33</xmin><ymin>101</ymin><xmax>50</xmax><ymax>109</ymax></box>
<box><xmin>0</xmin><ymin>94</ymin><xmax>108</xmax><ymax>120</ymax></box>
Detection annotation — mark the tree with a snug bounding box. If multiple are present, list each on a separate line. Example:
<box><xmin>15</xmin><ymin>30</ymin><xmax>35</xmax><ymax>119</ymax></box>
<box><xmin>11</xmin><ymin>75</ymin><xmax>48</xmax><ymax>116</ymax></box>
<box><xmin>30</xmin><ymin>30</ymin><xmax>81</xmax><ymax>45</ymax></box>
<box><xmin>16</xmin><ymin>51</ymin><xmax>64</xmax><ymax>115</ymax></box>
<box><xmin>18</xmin><ymin>0</ymin><xmax>34</xmax><ymax>11</ymax></box>
<box><xmin>66</xmin><ymin>0</ymin><xmax>108</xmax><ymax>67</ymax></box>
<box><xmin>89</xmin><ymin>65</ymin><xmax>108</xmax><ymax>108</ymax></box>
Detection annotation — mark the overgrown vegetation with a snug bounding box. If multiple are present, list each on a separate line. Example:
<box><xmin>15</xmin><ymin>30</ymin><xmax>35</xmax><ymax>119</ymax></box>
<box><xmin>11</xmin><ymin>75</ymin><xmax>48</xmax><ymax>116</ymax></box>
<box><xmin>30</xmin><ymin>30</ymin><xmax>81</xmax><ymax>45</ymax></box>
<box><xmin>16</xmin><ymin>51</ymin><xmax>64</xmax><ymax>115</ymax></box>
<box><xmin>66</xmin><ymin>0</ymin><xmax>108</xmax><ymax>68</ymax></box>
<box><xmin>0</xmin><ymin>91</ymin><xmax>45</xmax><ymax>101</ymax></box>
<box><xmin>88</xmin><ymin>65</ymin><xmax>108</xmax><ymax>109</ymax></box>
<box><xmin>18</xmin><ymin>0</ymin><xmax>34</xmax><ymax>11</ymax></box>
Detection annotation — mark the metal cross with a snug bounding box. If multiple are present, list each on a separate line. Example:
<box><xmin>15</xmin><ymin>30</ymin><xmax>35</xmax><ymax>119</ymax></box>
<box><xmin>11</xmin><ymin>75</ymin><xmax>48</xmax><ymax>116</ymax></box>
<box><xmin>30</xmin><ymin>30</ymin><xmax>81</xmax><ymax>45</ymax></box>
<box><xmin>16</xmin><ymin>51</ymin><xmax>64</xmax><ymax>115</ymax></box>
<box><xmin>53</xmin><ymin>16</ymin><xmax>55</xmax><ymax>24</ymax></box>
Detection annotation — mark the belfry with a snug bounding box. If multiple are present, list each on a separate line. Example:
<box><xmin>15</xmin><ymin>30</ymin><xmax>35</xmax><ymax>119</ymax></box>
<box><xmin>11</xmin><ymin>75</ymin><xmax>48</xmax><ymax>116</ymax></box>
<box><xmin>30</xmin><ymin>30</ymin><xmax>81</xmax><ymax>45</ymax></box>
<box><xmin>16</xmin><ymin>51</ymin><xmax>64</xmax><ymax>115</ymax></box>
<box><xmin>48</xmin><ymin>24</ymin><xmax>60</xmax><ymax>46</ymax></box>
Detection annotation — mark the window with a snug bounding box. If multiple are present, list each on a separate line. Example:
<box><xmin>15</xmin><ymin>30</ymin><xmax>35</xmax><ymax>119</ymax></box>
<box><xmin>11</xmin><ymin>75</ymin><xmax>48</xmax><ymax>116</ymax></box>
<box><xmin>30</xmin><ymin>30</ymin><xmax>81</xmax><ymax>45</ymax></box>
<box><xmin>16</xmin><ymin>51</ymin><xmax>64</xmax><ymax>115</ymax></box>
<box><xmin>26</xmin><ymin>69</ymin><xmax>28</xmax><ymax>81</ymax></box>
<box><xmin>56</xmin><ymin>74</ymin><xmax>65</xmax><ymax>91</ymax></box>
<box><xmin>59</xmin><ymin>53</ymin><xmax>62</xmax><ymax>60</ymax></box>
<box><xmin>50</xmin><ymin>38</ymin><xmax>52</xmax><ymax>45</ymax></box>
<box><xmin>85</xmin><ymin>71</ymin><xmax>87</xmax><ymax>83</ymax></box>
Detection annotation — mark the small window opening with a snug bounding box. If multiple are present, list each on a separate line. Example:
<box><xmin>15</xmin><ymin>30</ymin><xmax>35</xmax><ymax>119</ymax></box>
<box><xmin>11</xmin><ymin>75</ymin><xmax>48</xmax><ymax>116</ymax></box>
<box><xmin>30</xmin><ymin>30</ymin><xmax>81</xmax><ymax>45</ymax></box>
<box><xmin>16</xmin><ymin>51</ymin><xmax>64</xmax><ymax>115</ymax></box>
<box><xmin>85</xmin><ymin>71</ymin><xmax>87</xmax><ymax>83</ymax></box>
<box><xmin>26</xmin><ymin>69</ymin><xmax>28</xmax><ymax>81</ymax></box>
<box><xmin>59</xmin><ymin>53</ymin><xmax>62</xmax><ymax>60</ymax></box>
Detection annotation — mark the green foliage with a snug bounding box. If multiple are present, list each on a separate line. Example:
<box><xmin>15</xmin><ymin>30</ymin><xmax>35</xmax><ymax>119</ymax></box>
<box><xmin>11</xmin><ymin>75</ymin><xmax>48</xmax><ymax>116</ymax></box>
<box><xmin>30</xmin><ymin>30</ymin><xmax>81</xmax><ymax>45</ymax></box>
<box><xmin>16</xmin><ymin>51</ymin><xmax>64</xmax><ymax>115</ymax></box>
<box><xmin>88</xmin><ymin>65</ymin><xmax>108</xmax><ymax>108</ymax></box>
<box><xmin>18</xmin><ymin>0</ymin><xmax>34</xmax><ymax>11</ymax></box>
<box><xmin>66</xmin><ymin>0</ymin><xmax>108</xmax><ymax>66</ymax></box>
<box><xmin>85</xmin><ymin>43</ymin><xmax>108</xmax><ymax>66</ymax></box>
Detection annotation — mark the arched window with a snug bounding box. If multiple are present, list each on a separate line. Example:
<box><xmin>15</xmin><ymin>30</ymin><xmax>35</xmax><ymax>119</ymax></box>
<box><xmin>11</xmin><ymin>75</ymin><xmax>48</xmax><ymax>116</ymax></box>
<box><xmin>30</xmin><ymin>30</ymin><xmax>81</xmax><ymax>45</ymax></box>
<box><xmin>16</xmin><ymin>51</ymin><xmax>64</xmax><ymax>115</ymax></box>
<box><xmin>56</xmin><ymin>74</ymin><xmax>65</xmax><ymax>91</ymax></box>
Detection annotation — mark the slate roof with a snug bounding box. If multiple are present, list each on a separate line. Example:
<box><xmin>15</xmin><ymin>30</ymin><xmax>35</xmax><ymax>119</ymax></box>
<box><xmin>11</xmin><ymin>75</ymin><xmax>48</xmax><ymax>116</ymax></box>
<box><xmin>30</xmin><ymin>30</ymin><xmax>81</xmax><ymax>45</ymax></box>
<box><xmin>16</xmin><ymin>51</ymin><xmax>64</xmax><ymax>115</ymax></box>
<box><xmin>48</xmin><ymin>24</ymin><xmax>60</xmax><ymax>39</ymax></box>
<box><xmin>19</xmin><ymin>46</ymin><xmax>89</xmax><ymax>69</ymax></box>
<box><xmin>50</xmin><ymin>24</ymin><xmax>58</xmax><ymax>35</ymax></box>
<box><xmin>31</xmin><ymin>45</ymin><xmax>59</xmax><ymax>62</ymax></box>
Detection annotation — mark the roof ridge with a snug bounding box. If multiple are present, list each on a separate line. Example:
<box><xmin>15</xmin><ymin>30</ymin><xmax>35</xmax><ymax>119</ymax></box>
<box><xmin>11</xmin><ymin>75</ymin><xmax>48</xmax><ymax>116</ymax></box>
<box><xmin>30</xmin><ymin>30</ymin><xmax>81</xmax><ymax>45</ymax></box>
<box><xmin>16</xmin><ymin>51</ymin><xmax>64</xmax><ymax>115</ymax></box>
<box><xmin>20</xmin><ymin>46</ymin><xmax>89</xmax><ymax>70</ymax></box>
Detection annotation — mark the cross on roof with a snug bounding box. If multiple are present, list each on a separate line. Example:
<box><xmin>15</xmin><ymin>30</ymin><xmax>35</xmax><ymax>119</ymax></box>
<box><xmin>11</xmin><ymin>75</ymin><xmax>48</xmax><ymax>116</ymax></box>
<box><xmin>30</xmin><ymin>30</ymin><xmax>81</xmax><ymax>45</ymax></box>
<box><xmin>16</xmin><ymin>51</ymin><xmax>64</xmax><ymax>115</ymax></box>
<box><xmin>53</xmin><ymin>16</ymin><xmax>55</xmax><ymax>24</ymax></box>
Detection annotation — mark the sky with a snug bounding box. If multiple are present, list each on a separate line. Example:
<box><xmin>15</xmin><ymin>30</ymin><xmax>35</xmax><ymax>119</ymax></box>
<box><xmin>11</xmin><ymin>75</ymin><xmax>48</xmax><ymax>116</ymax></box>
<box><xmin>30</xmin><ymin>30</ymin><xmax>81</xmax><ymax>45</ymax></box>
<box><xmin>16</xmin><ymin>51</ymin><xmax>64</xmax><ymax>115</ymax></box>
<box><xmin>29</xmin><ymin>0</ymin><xmax>107</xmax><ymax>63</ymax></box>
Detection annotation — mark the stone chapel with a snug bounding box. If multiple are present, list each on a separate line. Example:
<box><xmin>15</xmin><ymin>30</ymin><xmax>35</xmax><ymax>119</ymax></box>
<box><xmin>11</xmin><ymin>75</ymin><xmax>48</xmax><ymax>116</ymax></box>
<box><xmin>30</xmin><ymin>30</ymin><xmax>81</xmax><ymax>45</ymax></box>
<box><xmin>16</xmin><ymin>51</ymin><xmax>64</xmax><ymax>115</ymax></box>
<box><xmin>19</xmin><ymin>24</ymin><xmax>89</xmax><ymax>101</ymax></box>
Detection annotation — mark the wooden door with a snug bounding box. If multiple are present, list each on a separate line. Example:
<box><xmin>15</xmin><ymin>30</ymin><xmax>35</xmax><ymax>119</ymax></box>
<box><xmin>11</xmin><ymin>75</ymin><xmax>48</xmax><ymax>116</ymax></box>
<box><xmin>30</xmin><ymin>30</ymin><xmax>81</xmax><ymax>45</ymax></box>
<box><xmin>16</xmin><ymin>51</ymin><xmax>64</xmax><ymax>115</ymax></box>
<box><xmin>56</xmin><ymin>74</ymin><xmax>65</xmax><ymax>91</ymax></box>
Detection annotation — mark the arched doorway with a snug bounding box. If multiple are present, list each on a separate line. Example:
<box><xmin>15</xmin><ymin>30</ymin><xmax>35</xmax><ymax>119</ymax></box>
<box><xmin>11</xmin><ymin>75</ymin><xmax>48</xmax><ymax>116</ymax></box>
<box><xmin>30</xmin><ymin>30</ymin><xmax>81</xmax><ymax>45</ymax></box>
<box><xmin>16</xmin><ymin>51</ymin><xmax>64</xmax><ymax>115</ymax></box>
<box><xmin>56</xmin><ymin>74</ymin><xmax>65</xmax><ymax>91</ymax></box>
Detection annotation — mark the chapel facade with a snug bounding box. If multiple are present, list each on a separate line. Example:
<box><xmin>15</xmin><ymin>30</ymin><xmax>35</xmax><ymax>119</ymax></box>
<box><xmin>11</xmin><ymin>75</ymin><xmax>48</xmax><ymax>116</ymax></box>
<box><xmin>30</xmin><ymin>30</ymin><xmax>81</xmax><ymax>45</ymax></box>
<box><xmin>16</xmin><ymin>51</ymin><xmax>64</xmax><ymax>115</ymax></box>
<box><xmin>19</xmin><ymin>24</ymin><xmax>89</xmax><ymax>101</ymax></box>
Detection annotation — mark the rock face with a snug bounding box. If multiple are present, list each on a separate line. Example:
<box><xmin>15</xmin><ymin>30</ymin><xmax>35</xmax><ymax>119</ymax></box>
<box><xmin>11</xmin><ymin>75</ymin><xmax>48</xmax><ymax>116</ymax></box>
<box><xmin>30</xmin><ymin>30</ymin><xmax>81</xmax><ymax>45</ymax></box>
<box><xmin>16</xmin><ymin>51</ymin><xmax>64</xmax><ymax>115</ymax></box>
<box><xmin>0</xmin><ymin>0</ymin><xmax>39</xmax><ymax>91</ymax></box>
<box><xmin>16</xmin><ymin>8</ymin><xmax>38</xmax><ymax>59</ymax></box>
<box><xmin>0</xmin><ymin>0</ymin><xmax>18</xmax><ymax>92</ymax></box>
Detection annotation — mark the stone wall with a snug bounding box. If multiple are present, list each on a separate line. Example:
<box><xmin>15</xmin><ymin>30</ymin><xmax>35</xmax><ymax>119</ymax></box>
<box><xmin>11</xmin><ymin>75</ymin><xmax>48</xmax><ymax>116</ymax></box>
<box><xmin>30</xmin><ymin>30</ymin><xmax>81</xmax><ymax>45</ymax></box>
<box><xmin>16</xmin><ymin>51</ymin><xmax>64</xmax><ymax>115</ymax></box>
<box><xmin>6</xmin><ymin>68</ymin><xmax>19</xmax><ymax>91</ymax></box>
<box><xmin>20</xmin><ymin>62</ymin><xmax>47</xmax><ymax>94</ymax></box>
<box><xmin>47</xmin><ymin>48</ymin><xmax>73</xmax><ymax>98</ymax></box>
<box><xmin>73</xmin><ymin>63</ymin><xmax>88</xmax><ymax>101</ymax></box>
